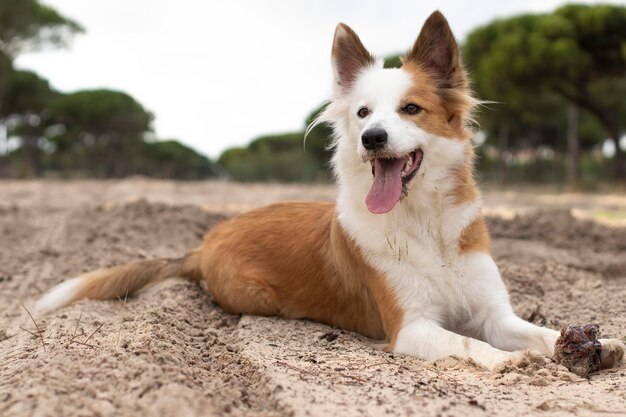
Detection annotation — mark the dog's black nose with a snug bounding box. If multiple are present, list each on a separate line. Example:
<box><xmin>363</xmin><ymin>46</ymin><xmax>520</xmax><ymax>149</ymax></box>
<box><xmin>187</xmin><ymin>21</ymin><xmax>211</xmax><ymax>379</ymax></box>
<box><xmin>361</xmin><ymin>128</ymin><xmax>388</xmax><ymax>150</ymax></box>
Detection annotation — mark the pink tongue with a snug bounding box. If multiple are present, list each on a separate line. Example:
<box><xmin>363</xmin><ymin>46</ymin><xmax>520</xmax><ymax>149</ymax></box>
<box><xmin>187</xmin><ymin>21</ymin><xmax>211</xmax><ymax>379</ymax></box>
<box><xmin>365</xmin><ymin>158</ymin><xmax>406</xmax><ymax>214</ymax></box>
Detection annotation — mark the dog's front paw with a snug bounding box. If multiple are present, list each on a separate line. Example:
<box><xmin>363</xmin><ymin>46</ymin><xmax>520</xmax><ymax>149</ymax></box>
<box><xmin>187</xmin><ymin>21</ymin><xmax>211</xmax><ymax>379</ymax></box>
<box><xmin>491</xmin><ymin>349</ymin><xmax>547</xmax><ymax>373</ymax></box>
<box><xmin>599</xmin><ymin>339</ymin><xmax>625</xmax><ymax>369</ymax></box>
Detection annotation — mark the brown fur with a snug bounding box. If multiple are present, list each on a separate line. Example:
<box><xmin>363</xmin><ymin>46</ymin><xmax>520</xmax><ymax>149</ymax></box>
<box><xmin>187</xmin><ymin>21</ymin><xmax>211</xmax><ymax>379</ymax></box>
<box><xmin>406</xmin><ymin>11</ymin><xmax>466</xmax><ymax>90</ymax></box>
<box><xmin>449</xmin><ymin>144</ymin><xmax>479</xmax><ymax>205</ymax></box>
<box><xmin>400</xmin><ymin>12</ymin><xmax>481</xmax><ymax>234</ymax></box>
<box><xmin>199</xmin><ymin>202</ymin><xmax>404</xmax><ymax>345</ymax></box>
<box><xmin>400</xmin><ymin>62</ymin><xmax>479</xmax><ymax>207</ymax></box>
<box><xmin>74</xmin><ymin>252</ymin><xmax>202</xmax><ymax>301</ymax></box>
<box><xmin>459</xmin><ymin>217</ymin><xmax>491</xmax><ymax>254</ymax></box>
<box><xmin>400</xmin><ymin>11</ymin><xmax>475</xmax><ymax>141</ymax></box>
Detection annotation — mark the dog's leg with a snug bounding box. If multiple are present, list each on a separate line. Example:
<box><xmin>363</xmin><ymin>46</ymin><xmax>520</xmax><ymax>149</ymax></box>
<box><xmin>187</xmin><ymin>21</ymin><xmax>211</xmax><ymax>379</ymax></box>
<box><xmin>461</xmin><ymin>252</ymin><xmax>625</xmax><ymax>369</ymax></box>
<box><xmin>393</xmin><ymin>318</ymin><xmax>531</xmax><ymax>371</ymax></box>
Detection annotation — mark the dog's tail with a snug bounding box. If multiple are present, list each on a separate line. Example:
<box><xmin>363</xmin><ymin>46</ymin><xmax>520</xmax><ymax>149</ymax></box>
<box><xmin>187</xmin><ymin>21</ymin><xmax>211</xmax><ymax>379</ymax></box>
<box><xmin>34</xmin><ymin>249</ymin><xmax>202</xmax><ymax>313</ymax></box>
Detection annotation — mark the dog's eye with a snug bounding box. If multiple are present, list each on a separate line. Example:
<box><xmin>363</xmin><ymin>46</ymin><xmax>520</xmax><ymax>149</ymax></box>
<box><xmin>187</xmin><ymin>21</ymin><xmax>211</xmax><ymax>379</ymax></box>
<box><xmin>357</xmin><ymin>107</ymin><xmax>370</xmax><ymax>118</ymax></box>
<box><xmin>402</xmin><ymin>104</ymin><xmax>422</xmax><ymax>115</ymax></box>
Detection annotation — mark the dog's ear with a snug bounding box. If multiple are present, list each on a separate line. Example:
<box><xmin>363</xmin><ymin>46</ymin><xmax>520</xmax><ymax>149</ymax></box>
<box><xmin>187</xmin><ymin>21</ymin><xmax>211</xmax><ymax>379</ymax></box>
<box><xmin>331</xmin><ymin>23</ymin><xmax>375</xmax><ymax>95</ymax></box>
<box><xmin>406</xmin><ymin>11</ymin><xmax>465</xmax><ymax>88</ymax></box>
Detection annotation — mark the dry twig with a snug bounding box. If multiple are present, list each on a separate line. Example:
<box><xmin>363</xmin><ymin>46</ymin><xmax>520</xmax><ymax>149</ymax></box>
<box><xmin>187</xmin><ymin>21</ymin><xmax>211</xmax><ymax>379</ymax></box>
<box><xmin>21</xmin><ymin>304</ymin><xmax>46</xmax><ymax>352</ymax></box>
<box><xmin>116</xmin><ymin>290</ymin><xmax>129</xmax><ymax>346</ymax></box>
<box><xmin>275</xmin><ymin>360</ymin><xmax>317</xmax><ymax>376</ymax></box>
<box><xmin>69</xmin><ymin>313</ymin><xmax>83</xmax><ymax>344</ymax></box>
<box><xmin>71</xmin><ymin>340</ymin><xmax>98</xmax><ymax>349</ymax></box>
<box><xmin>338</xmin><ymin>372</ymin><xmax>367</xmax><ymax>384</ymax></box>
<box><xmin>66</xmin><ymin>313</ymin><xmax>102</xmax><ymax>349</ymax></box>
<box><xmin>19</xmin><ymin>326</ymin><xmax>43</xmax><ymax>337</ymax></box>
<box><xmin>83</xmin><ymin>323</ymin><xmax>103</xmax><ymax>345</ymax></box>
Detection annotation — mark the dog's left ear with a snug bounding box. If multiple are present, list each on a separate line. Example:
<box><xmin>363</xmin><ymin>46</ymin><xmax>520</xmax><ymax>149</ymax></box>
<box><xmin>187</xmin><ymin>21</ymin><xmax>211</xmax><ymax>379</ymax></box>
<box><xmin>407</xmin><ymin>11</ymin><xmax>466</xmax><ymax>88</ymax></box>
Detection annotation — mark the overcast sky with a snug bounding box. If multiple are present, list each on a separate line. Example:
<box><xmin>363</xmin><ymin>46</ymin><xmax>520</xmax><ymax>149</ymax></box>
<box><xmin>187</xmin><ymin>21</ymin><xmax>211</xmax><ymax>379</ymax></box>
<box><xmin>15</xmin><ymin>0</ymin><xmax>623</xmax><ymax>158</ymax></box>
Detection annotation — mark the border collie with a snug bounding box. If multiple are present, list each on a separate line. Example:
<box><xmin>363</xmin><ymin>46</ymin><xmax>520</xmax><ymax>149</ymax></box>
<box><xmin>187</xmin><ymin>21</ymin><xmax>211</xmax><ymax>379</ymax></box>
<box><xmin>36</xmin><ymin>11</ymin><xmax>624</xmax><ymax>372</ymax></box>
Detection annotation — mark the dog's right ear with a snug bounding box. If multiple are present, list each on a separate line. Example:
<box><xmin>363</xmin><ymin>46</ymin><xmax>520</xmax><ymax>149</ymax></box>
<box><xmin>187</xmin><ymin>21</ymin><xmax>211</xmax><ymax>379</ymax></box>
<box><xmin>331</xmin><ymin>23</ymin><xmax>375</xmax><ymax>95</ymax></box>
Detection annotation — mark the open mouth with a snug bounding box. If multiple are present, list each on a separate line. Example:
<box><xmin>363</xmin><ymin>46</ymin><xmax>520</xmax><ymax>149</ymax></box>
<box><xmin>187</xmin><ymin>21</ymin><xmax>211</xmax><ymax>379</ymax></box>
<box><xmin>365</xmin><ymin>149</ymin><xmax>424</xmax><ymax>214</ymax></box>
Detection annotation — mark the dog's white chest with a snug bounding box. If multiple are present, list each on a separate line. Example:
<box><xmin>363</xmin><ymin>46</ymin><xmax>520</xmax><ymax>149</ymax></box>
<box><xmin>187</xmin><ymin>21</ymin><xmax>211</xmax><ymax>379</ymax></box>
<box><xmin>374</xmin><ymin>230</ymin><xmax>471</xmax><ymax>323</ymax></box>
<box><xmin>340</xmin><ymin>198</ymin><xmax>481</xmax><ymax>325</ymax></box>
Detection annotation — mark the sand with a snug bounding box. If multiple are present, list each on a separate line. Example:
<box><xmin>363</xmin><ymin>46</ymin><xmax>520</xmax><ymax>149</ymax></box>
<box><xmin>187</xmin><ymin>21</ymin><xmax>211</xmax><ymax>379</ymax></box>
<box><xmin>0</xmin><ymin>179</ymin><xmax>625</xmax><ymax>417</ymax></box>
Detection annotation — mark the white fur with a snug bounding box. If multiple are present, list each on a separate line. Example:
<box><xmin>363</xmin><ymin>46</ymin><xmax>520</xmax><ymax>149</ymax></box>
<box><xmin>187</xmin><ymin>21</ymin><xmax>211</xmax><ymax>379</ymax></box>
<box><xmin>459</xmin><ymin>253</ymin><xmax>559</xmax><ymax>354</ymax></box>
<box><xmin>34</xmin><ymin>277</ymin><xmax>82</xmax><ymax>314</ymax></box>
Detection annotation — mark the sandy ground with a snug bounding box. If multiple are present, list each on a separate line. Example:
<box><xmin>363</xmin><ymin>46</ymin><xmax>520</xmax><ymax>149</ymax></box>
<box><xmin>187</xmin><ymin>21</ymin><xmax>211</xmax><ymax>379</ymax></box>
<box><xmin>0</xmin><ymin>179</ymin><xmax>625</xmax><ymax>417</ymax></box>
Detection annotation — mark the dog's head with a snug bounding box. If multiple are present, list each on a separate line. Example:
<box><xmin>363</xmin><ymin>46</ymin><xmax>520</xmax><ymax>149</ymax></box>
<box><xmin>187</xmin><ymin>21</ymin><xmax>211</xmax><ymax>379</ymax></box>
<box><xmin>321</xmin><ymin>11</ymin><xmax>476</xmax><ymax>214</ymax></box>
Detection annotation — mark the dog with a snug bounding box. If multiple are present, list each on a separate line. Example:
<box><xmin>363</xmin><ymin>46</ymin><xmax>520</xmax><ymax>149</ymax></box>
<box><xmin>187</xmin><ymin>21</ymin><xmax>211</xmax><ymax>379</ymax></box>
<box><xmin>36</xmin><ymin>11</ymin><xmax>624</xmax><ymax>372</ymax></box>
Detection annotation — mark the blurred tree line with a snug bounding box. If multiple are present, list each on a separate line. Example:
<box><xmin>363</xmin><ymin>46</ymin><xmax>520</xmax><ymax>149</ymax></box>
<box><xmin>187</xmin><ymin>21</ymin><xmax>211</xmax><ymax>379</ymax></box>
<box><xmin>464</xmin><ymin>3</ymin><xmax>626</xmax><ymax>185</ymax></box>
<box><xmin>218</xmin><ymin>108</ymin><xmax>333</xmax><ymax>182</ymax></box>
<box><xmin>2</xmin><ymin>2</ymin><xmax>624</xmax><ymax>185</ymax></box>
<box><xmin>0</xmin><ymin>0</ymin><xmax>216</xmax><ymax>179</ymax></box>
<box><xmin>220</xmin><ymin>4</ymin><xmax>626</xmax><ymax>186</ymax></box>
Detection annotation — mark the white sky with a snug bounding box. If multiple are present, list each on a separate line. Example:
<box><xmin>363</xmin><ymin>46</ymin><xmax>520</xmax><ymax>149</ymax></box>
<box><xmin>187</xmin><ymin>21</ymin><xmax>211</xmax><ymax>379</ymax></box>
<box><xmin>15</xmin><ymin>0</ymin><xmax>624</xmax><ymax>159</ymax></box>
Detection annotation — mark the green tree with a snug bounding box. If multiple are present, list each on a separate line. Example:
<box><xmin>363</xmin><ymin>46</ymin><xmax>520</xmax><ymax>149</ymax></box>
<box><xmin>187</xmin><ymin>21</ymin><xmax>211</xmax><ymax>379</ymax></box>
<box><xmin>51</xmin><ymin>89</ymin><xmax>152</xmax><ymax>138</ymax></box>
<box><xmin>0</xmin><ymin>0</ymin><xmax>82</xmax><ymax>58</ymax></box>
<box><xmin>464</xmin><ymin>4</ymin><xmax>626</xmax><ymax>180</ymax></box>
<box><xmin>218</xmin><ymin>132</ymin><xmax>322</xmax><ymax>182</ymax></box>
<box><xmin>0</xmin><ymin>2</ymin><xmax>216</xmax><ymax>180</ymax></box>
<box><xmin>0</xmin><ymin>0</ymin><xmax>82</xmax><ymax>164</ymax></box>
<box><xmin>49</xmin><ymin>89</ymin><xmax>153</xmax><ymax>177</ymax></box>
<box><xmin>0</xmin><ymin>0</ymin><xmax>82</xmax><ymax>114</ymax></box>
<box><xmin>218</xmin><ymin>102</ymin><xmax>337</xmax><ymax>183</ymax></box>
<box><xmin>2</xmin><ymin>69</ymin><xmax>56</xmax><ymax>175</ymax></box>
<box><xmin>132</xmin><ymin>139</ymin><xmax>217</xmax><ymax>179</ymax></box>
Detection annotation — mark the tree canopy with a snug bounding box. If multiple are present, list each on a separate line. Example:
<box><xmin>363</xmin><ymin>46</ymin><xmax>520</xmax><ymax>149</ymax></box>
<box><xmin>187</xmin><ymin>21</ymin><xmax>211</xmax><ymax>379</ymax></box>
<box><xmin>50</xmin><ymin>90</ymin><xmax>152</xmax><ymax>139</ymax></box>
<box><xmin>0</xmin><ymin>0</ymin><xmax>83</xmax><ymax>58</ymax></box>
<box><xmin>464</xmin><ymin>4</ymin><xmax>626</xmax><ymax>179</ymax></box>
<box><xmin>2</xmin><ymin>1</ymin><xmax>625</xmax><ymax>184</ymax></box>
<box><xmin>0</xmin><ymin>0</ymin><xmax>216</xmax><ymax>179</ymax></box>
<box><xmin>2</xmin><ymin>69</ymin><xmax>54</xmax><ymax>115</ymax></box>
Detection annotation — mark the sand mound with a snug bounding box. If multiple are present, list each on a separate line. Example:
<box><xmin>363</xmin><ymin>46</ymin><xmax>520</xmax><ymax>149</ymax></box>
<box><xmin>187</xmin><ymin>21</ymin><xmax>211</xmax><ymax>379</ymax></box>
<box><xmin>1</xmin><ymin>183</ymin><xmax>625</xmax><ymax>417</ymax></box>
<box><xmin>487</xmin><ymin>209</ymin><xmax>626</xmax><ymax>254</ymax></box>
